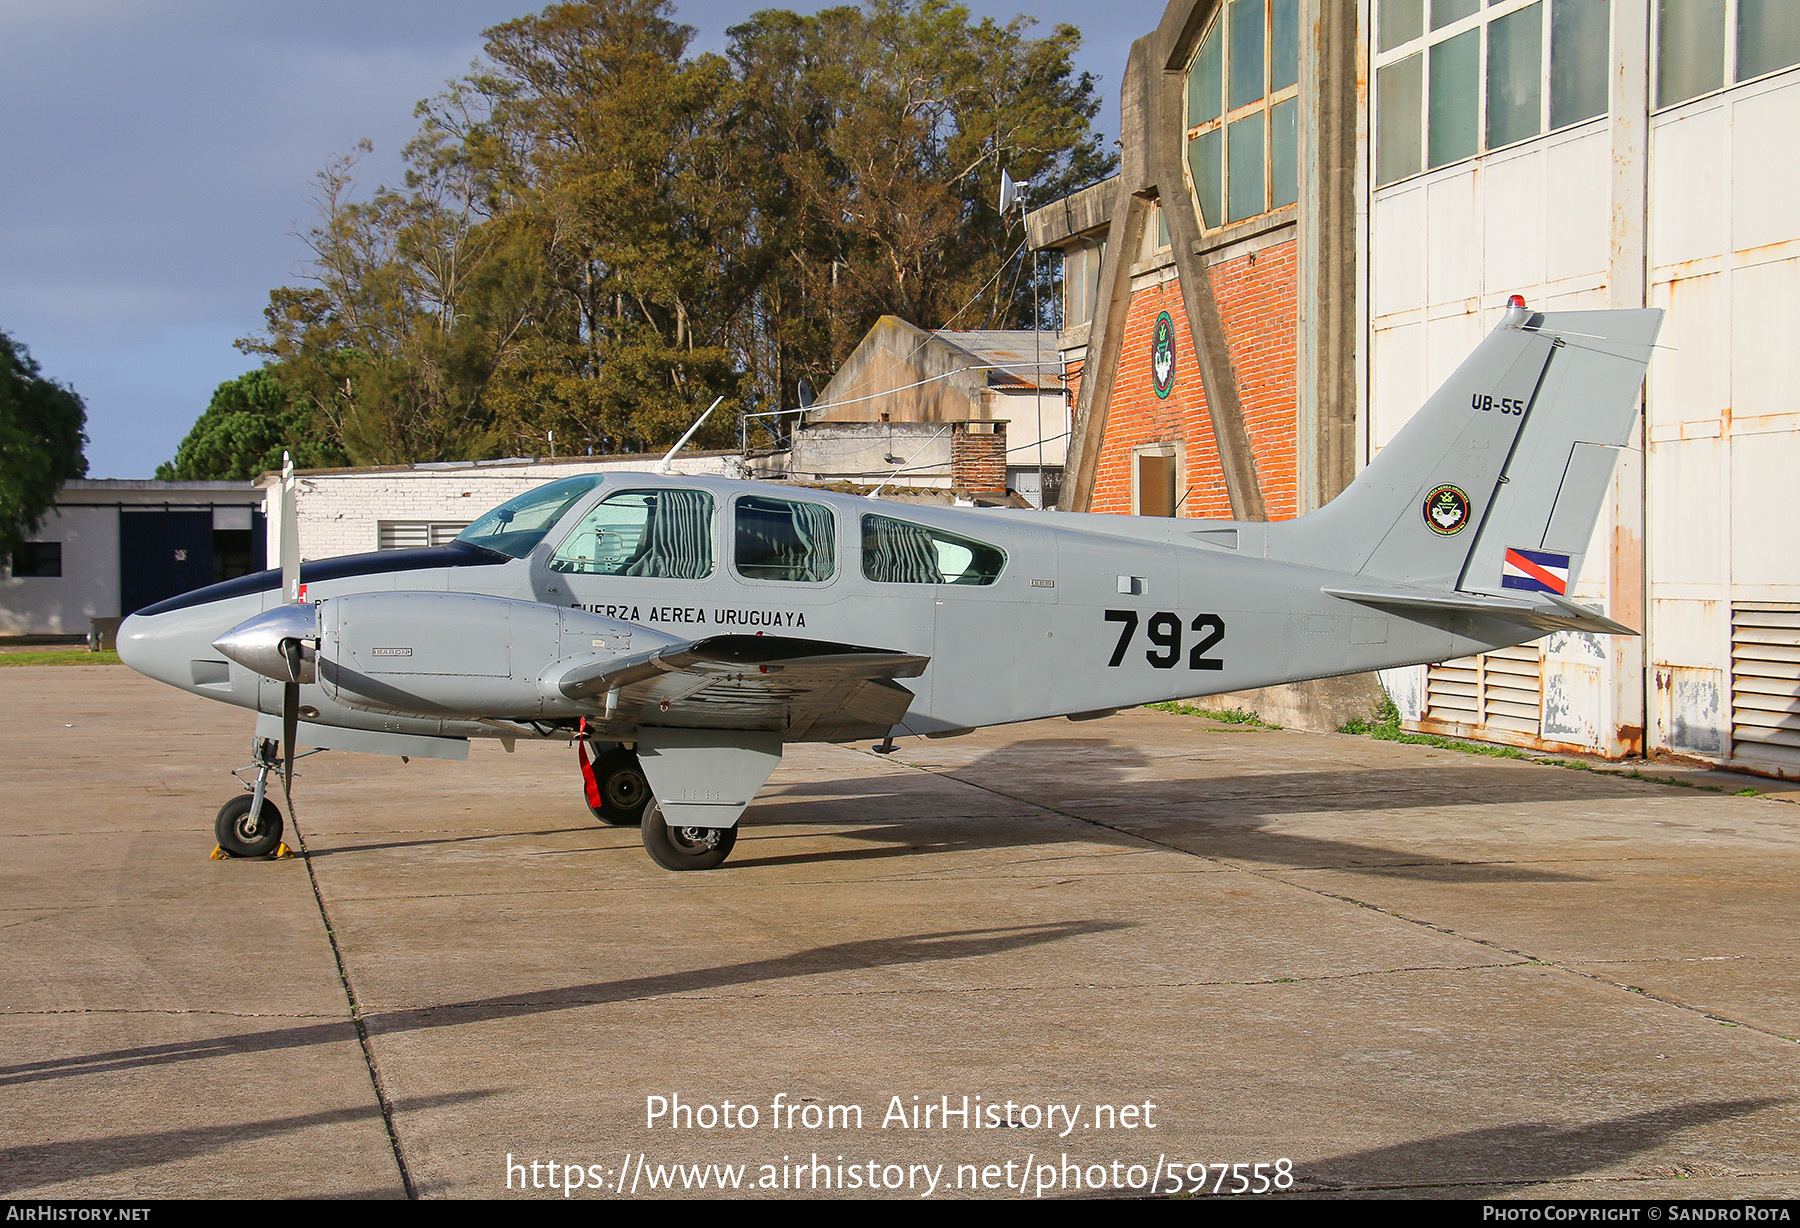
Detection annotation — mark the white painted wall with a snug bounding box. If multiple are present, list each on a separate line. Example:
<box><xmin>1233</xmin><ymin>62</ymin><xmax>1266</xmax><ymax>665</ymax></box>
<box><xmin>1368</xmin><ymin>122</ymin><xmax>1618</xmax><ymax>743</ymax></box>
<box><xmin>273</xmin><ymin>455</ymin><xmax>740</xmax><ymax>564</ymax></box>
<box><xmin>1645</xmin><ymin>70</ymin><xmax>1800</xmax><ymax>772</ymax></box>
<box><xmin>0</xmin><ymin>505</ymin><xmax>118</xmax><ymax>635</ymax></box>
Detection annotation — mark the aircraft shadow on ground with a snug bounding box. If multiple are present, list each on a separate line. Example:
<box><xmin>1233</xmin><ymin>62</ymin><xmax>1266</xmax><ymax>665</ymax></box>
<box><xmin>737</xmin><ymin>738</ymin><xmax>1624</xmax><ymax>882</ymax></box>
<box><xmin>0</xmin><ymin>1090</ymin><xmax>495</xmax><ymax>1195</ymax></box>
<box><xmin>1295</xmin><ymin>1098</ymin><xmax>1786</xmax><ymax>1194</ymax></box>
<box><xmin>0</xmin><ymin>920</ymin><xmax>1129</xmax><ymax>1093</ymax></box>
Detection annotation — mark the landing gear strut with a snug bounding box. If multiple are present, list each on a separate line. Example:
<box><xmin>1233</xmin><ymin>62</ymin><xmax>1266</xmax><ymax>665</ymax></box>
<box><xmin>216</xmin><ymin>737</ymin><xmax>286</xmax><ymax>858</ymax></box>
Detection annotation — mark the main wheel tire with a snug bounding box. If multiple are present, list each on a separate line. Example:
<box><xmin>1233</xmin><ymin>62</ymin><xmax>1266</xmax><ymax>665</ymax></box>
<box><xmin>215</xmin><ymin>794</ymin><xmax>285</xmax><ymax>858</ymax></box>
<box><xmin>641</xmin><ymin>802</ymin><xmax>737</xmax><ymax>871</ymax></box>
<box><xmin>584</xmin><ymin>745</ymin><xmax>651</xmax><ymax>827</ymax></box>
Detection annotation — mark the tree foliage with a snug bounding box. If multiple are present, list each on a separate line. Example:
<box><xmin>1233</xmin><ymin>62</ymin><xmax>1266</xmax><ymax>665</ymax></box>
<box><xmin>219</xmin><ymin>0</ymin><xmax>1112</xmax><ymax>469</ymax></box>
<box><xmin>156</xmin><ymin>367</ymin><xmax>348</xmax><ymax>481</ymax></box>
<box><xmin>0</xmin><ymin>330</ymin><xmax>88</xmax><ymax>558</ymax></box>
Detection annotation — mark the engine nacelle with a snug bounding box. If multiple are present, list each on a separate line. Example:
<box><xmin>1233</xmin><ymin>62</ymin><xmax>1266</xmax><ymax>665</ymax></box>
<box><xmin>316</xmin><ymin>592</ymin><xmax>676</xmax><ymax>720</ymax></box>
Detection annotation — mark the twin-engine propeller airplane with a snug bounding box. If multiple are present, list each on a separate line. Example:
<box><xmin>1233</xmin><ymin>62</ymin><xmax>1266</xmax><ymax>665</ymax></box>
<box><xmin>119</xmin><ymin>303</ymin><xmax>1661</xmax><ymax>870</ymax></box>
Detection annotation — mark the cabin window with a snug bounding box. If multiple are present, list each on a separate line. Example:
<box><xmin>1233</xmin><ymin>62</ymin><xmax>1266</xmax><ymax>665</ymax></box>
<box><xmin>734</xmin><ymin>495</ymin><xmax>836</xmax><ymax>583</ymax></box>
<box><xmin>550</xmin><ymin>489</ymin><xmax>714</xmax><ymax>578</ymax></box>
<box><xmin>861</xmin><ymin>515</ymin><xmax>1007</xmax><ymax>586</ymax></box>
<box><xmin>455</xmin><ymin>475</ymin><xmax>605</xmax><ymax>559</ymax></box>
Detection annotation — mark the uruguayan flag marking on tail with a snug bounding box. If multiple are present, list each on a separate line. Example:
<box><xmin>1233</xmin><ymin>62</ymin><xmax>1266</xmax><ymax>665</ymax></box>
<box><xmin>1501</xmin><ymin>547</ymin><xmax>1571</xmax><ymax>595</ymax></box>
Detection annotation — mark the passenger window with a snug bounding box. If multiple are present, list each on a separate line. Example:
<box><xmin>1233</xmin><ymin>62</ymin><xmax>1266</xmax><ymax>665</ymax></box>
<box><xmin>862</xmin><ymin>514</ymin><xmax>1006</xmax><ymax>586</ymax></box>
<box><xmin>549</xmin><ymin>489</ymin><xmax>714</xmax><ymax>578</ymax></box>
<box><xmin>734</xmin><ymin>495</ymin><xmax>836</xmax><ymax>582</ymax></box>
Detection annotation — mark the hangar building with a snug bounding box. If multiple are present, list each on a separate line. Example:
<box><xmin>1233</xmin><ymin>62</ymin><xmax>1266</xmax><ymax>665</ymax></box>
<box><xmin>1028</xmin><ymin>0</ymin><xmax>1800</xmax><ymax>775</ymax></box>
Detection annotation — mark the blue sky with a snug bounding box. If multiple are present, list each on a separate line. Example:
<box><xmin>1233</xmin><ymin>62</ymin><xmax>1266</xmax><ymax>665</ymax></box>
<box><xmin>0</xmin><ymin>1</ymin><xmax>1149</xmax><ymax>478</ymax></box>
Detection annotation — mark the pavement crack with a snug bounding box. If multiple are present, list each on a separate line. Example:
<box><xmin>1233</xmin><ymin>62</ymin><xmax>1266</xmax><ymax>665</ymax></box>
<box><xmin>289</xmin><ymin>798</ymin><xmax>418</xmax><ymax>1200</ymax></box>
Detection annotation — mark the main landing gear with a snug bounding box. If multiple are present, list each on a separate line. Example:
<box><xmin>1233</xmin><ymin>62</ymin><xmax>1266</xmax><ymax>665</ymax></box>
<box><xmin>640</xmin><ymin>801</ymin><xmax>737</xmax><ymax>871</ymax></box>
<box><xmin>577</xmin><ymin>738</ymin><xmax>738</xmax><ymax>870</ymax></box>
<box><xmin>578</xmin><ymin>741</ymin><xmax>653</xmax><ymax>827</ymax></box>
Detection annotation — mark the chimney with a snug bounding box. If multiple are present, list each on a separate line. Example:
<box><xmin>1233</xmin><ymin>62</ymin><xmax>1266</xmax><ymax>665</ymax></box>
<box><xmin>950</xmin><ymin>421</ymin><xmax>1007</xmax><ymax>495</ymax></box>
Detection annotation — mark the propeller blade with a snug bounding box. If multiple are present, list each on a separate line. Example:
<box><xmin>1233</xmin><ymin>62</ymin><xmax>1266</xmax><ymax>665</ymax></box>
<box><xmin>280</xmin><ymin>451</ymin><xmax>301</xmax><ymax>603</ymax></box>
<box><xmin>282</xmin><ymin>681</ymin><xmax>298</xmax><ymax>793</ymax></box>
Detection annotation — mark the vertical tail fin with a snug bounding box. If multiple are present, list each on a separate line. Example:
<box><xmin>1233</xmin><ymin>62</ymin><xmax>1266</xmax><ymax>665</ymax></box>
<box><xmin>1276</xmin><ymin>308</ymin><xmax>1661</xmax><ymax>606</ymax></box>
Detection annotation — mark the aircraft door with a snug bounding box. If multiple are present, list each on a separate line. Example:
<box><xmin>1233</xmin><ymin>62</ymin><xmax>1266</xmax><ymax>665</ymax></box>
<box><xmin>922</xmin><ymin>520</ymin><xmax>1059</xmax><ymax>730</ymax></box>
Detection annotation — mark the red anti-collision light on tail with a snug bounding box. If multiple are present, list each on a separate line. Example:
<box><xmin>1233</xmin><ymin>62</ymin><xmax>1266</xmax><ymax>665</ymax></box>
<box><xmin>1507</xmin><ymin>294</ymin><xmax>1527</xmax><ymax>309</ymax></box>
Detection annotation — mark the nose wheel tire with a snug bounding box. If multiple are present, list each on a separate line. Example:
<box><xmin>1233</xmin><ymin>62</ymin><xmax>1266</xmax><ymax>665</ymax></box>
<box><xmin>641</xmin><ymin>802</ymin><xmax>737</xmax><ymax>871</ymax></box>
<box><xmin>583</xmin><ymin>745</ymin><xmax>652</xmax><ymax>827</ymax></box>
<box><xmin>215</xmin><ymin>794</ymin><xmax>285</xmax><ymax>858</ymax></box>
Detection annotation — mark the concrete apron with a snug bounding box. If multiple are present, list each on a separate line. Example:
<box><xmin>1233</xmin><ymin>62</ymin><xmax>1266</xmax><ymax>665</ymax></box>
<box><xmin>3</xmin><ymin>667</ymin><xmax>1797</xmax><ymax>1200</ymax></box>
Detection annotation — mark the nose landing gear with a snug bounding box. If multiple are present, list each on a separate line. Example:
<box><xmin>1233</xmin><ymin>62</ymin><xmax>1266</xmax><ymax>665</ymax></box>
<box><xmin>213</xmin><ymin>736</ymin><xmax>307</xmax><ymax>858</ymax></box>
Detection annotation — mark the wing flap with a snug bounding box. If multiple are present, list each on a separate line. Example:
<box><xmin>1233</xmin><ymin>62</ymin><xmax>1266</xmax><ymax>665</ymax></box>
<box><xmin>551</xmin><ymin>634</ymin><xmax>929</xmax><ymax>739</ymax></box>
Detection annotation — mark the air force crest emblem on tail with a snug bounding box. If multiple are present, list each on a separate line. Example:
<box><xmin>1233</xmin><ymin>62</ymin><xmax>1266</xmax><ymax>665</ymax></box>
<box><xmin>1423</xmin><ymin>484</ymin><xmax>1470</xmax><ymax>535</ymax></box>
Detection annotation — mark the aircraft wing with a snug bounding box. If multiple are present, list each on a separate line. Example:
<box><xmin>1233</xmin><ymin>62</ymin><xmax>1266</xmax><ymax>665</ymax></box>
<box><xmin>553</xmin><ymin>634</ymin><xmax>930</xmax><ymax>742</ymax></box>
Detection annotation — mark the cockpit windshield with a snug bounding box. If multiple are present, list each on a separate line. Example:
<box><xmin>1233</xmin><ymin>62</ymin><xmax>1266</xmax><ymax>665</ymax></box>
<box><xmin>454</xmin><ymin>475</ymin><xmax>605</xmax><ymax>558</ymax></box>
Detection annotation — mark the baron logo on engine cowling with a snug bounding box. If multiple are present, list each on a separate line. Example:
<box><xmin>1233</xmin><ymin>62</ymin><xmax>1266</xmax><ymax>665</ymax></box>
<box><xmin>1423</xmin><ymin>484</ymin><xmax>1471</xmax><ymax>535</ymax></box>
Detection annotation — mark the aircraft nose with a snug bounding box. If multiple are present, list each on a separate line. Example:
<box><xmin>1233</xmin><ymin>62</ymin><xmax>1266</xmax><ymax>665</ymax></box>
<box><xmin>115</xmin><ymin>610</ymin><xmax>182</xmax><ymax>686</ymax></box>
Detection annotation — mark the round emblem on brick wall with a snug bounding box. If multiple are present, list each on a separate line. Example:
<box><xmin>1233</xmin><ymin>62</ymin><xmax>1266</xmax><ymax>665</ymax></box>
<box><xmin>1151</xmin><ymin>311</ymin><xmax>1176</xmax><ymax>399</ymax></box>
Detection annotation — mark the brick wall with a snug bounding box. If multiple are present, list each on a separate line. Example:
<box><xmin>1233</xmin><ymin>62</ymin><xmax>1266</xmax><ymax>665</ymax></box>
<box><xmin>1087</xmin><ymin>240</ymin><xmax>1299</xmax><ymax>522</ymax></box>
<box><xmin>1090</xmin><ymin>279</ymin><xmax>1232</xmax><ymax>517</ymax></box>
<box><xmin>1209</xmin><ymin>239</ymin><xmax>1300</xmax><ymax>520</ymax></box>
<box><xmin>950</xmin><ymin>423</ymin><xmax>1008</xmax><ymax>494</ymax></box>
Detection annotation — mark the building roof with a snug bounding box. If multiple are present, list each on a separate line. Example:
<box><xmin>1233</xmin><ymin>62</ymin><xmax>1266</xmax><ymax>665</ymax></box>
<box><xmin>933</xmin><ymin>330</ymin><xmax>1059</xmax><ymax>390</ymax></box>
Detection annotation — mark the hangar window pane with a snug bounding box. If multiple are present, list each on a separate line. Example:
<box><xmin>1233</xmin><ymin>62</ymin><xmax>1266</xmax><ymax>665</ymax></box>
<box><xmin>1227</xmin><ymin>116</ymin><xmax>1265</xmax><ymax>222</ymax></box>
<box><xmin>1428</xmin><ymin>29</ymin><xmax>1479</xmax><ymax>168</ymax></box>
<box><xmin>550</xmin><ymin>489</ymin><xmax>714</xmax><ymax>578</ymax></box>
<box><xmin>1189</xmin><ymin>22</ymin><xmax>1223</xmax><ymax>123</ymax></box>
<box><xmin>1380</xmin><ymin>0</ymin><xmax>1425</xmax><ymax>52</ymax></box>
<box><xmin>1271</xmin><ymin>0</ymin><xmax>1300</xmax><ymax>91</ymax></box>
<box><xmin>735</xmin><ymin>495</ymin><xmax>836</xmax><ymax>583</ymax></box>
<box><xmin>1376</xmin><ymin>0</ymin><xmax>1610</xmax><ymax>187</ymax></box>
<box><xmin>1188</xmin><ymin>128</ymin><xmax>1224</xmax><ymax>227</ymax></box>
<box><xmin>1184</xmin><ymin>0</ymin><xmax>1300</xmax><ymax>231</ymax></box>
<box><xmin>1737</xmin><ymin>0</ymin><xmax>1800</xmax><ymax>81</ymax></box>
<box><xmin>1271</xmin><ymin>96</ymin><xmax>1300</xmax><ymax>208</ymax></box>
<box><xmin>1377</xmin><ymin>54</ymin><xmax>1425</xmax><ymax>184</ymax></box>
<box><xmin>862</xmin><ymin>515</ymin><xmax>1005</xmax><ymax>586</ymax></box>
<box><xmin>1228</xmin><ymin>0</ymin><xmax>1266</xmax><ymax>108</ymax></box>
<box><xmin>1432</xmin><ymin>0</ymin><xmax>1479</xmax><ymax>30</ymax></box>
<box><xmin>10</xmin><ymin>541</ymin><xmax>61</xmax><ymax>577</ymax></box>
<box><xmin>1488</xmin><ymin>4</ymin><xmax>1544</xmax><ymax>149</ymax></box>
<box><xmin>1658</xmin><ymin>0</ymin><xmax>1727</xmax><ymax>106</ymax></box>
<box><xmin>1551</xmin><ymin>0</ymin><xmax>1611</xmax><ymax>128</ymax></box>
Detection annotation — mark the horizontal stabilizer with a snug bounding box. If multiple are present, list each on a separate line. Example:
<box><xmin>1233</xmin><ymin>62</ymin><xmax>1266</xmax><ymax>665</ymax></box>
<box><xmin>1323</xmin><ymin>581</ymin><xmax>1636</xmax><ymax>637</ymax></box>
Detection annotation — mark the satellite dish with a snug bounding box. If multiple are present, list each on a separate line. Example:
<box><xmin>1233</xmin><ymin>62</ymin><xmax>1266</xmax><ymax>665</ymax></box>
<box><xmin>999</xmin><ymin>169</ymin><xmax>1030</xmax><ymax>215</ymax></box>
<box><xmin>797</xmin><ymin>379</ymin><xmax>815</xmax><ymax>411</ymax></box>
